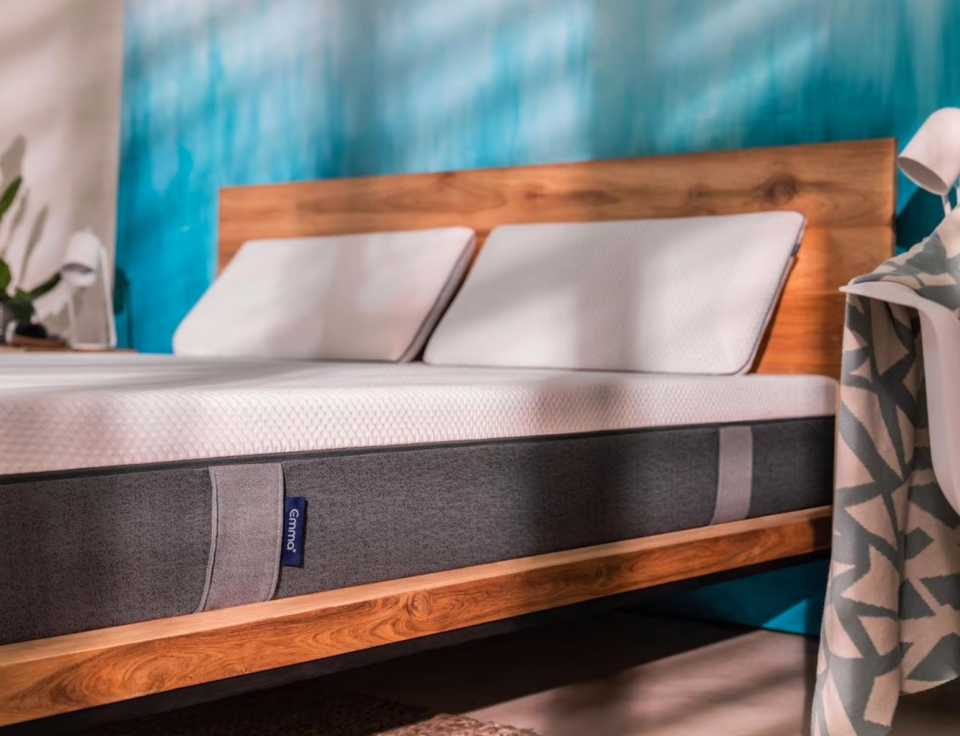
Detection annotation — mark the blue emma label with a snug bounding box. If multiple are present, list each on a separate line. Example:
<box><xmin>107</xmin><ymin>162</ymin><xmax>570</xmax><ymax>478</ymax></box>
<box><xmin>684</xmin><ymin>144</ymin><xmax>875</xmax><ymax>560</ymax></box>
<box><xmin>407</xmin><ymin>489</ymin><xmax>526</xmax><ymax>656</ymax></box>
<box><xmin>281</xmin><ymin>496</ymin><xmax>306</xmax><ymax>566</ymax></box>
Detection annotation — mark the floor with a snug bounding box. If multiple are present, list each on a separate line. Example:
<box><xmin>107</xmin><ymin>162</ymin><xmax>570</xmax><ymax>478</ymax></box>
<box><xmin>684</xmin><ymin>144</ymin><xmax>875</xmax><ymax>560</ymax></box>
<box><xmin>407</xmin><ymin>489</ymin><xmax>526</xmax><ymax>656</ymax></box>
<box><xmin>333</xmin><ymin>611</ymin><xmax>960</xmax><ymax>736</ymax></box>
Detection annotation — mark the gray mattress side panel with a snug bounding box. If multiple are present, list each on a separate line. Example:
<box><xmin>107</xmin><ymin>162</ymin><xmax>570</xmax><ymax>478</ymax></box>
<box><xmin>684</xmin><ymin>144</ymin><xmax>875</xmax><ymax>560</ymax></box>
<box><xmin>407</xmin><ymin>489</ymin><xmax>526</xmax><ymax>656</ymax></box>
<box><xmin>275</xmin><ymin>427</ymin><xmax>721</xmax><ymax>598</ymax></box>
<box><xmin>749</xmin><ymin>419</ymin><xmax>836</xmax><ymax>518</ymax></box>
<box><xmin>0</xmin><ymin>469</ymin><xmax>211</xmax><ymax>644</ymax></box>
<box><xmin>0</xmin><ymin>418</ymin><xmax>835</xmax><ymax>644</ymax></box>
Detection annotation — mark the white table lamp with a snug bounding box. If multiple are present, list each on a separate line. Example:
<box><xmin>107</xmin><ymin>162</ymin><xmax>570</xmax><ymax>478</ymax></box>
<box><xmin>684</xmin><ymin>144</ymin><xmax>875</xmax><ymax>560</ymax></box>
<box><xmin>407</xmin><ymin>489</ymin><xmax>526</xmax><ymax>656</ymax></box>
<box><xmin>61</xmin><ymin>228</ymin><xmax>117</xmax><ymax>348</ymax></box>
<box><xmin>898</xmin><ymin>107</ymin><xmax>960</xmax><ymax>215</ymax></box>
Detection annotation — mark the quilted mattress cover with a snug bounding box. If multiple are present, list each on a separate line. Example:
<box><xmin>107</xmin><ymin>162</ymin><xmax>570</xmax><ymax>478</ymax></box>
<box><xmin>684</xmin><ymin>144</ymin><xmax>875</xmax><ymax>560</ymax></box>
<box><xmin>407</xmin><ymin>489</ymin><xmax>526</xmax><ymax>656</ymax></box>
<box><xmin>0</xmin><ymin>354</ymin><xmax>838</xmax><ymax>475</ymax></box>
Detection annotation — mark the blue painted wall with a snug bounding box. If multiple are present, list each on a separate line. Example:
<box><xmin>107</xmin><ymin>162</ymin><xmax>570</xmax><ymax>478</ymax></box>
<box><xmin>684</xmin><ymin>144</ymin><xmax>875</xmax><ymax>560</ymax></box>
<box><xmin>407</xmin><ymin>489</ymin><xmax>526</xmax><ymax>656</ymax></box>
<box><xmin>118</xmin><ymin>0</ymin><xmax>960</xmax><ymax>633</ymax></box>
<box><xmin>118</xmin><ymin>0</ymin><xmax>960</xmax><ymax>351</ymax></box>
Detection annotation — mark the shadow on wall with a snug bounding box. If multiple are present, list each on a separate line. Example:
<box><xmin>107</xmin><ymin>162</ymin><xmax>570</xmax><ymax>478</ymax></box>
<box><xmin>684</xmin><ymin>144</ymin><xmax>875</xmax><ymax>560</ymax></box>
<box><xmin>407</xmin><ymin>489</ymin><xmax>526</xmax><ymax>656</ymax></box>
<box><xmin>113</xmin><ymin>267</ymin><xmax>132</xmax><ymax>346</ymax></box>
<box><xmin>642</xmin><ymin>558</ymin><xmax>830</xmax><ymax>636</ymax></box>
<box><xmin>1</xmin><ymin>136</ymin><xmax>26</xmax><ymax>185</ymax></box>
<box><xmin>0</xmin><ymin>136</ymin><xmax>28</xmax><ymax>256</ymax></box>
<box><xmin>898</xmin><ymin>185</ymin><xmax>948</xmax><ymax>252</ymax></box>
<box><xmin>0</xmin><ymin>136</ymin><xmax>49</xmax><ymax>289</ymax></box>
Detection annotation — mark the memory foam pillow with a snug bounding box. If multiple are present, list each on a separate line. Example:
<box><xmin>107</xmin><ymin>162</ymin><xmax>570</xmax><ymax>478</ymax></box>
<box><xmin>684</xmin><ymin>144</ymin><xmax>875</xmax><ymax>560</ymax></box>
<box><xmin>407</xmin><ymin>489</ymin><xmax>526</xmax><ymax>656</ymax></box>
<box><xmin>174</xmin><ymin>227</ymin><xmax>476</xmax><ymax>361</ymax></box>
<box><xmin>424</xmin><ymin>212</ymin><xmax>805</xmax><ymax>375</ymax></box>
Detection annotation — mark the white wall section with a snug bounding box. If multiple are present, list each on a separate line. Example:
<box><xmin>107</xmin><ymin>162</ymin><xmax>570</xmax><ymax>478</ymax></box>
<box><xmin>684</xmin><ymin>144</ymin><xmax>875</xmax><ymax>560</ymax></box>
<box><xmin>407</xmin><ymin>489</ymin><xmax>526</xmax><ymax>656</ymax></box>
<box><xmin>0</xmin><ymin>0</ymin><xmax>123</xmax><ymax>339</ymax></box>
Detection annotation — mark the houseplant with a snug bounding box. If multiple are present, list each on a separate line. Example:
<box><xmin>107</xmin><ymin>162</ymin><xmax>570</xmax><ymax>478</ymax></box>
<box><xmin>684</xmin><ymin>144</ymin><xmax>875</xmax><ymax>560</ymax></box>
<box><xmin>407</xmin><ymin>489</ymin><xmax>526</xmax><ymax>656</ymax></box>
<box><xmin>0</xmin><ymin>176</ymin><xmax>61</xmax><ymax>342</ymax></box>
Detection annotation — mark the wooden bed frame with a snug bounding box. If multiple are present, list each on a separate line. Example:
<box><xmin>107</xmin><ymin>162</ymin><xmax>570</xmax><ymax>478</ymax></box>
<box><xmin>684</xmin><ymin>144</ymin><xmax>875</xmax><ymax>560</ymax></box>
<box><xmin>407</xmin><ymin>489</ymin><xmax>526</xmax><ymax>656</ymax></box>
<box><xmin>0</xmin><ymin>139</ymin><xmax>895</xmax><ymax>727</ymax></box>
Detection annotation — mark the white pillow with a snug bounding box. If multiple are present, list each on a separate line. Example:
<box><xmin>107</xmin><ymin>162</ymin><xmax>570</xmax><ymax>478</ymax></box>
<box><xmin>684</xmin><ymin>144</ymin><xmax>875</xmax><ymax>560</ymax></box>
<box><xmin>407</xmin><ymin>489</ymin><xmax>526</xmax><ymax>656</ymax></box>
<box><xmin>424</xmin><ymin>213</ymin><xmax>805</xmax><ymax>375</ymax></box>
<box><xmin>174</xmin><ymin>227</ymin><xmax>476</xmax><ymax>361</ymax></box>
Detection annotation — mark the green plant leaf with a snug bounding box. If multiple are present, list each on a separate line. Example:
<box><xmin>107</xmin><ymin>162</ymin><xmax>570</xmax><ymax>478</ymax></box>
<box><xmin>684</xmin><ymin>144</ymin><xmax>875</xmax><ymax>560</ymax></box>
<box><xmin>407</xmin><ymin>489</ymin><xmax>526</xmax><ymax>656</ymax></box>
<box><xmin>0</xmin><ymin>177</ymin><xmax>22</xmax><ymax>224</ymax></box>
<box><xmin>23</xmin><ymin>271</ymin><xmax>60</xmax><ymax>300</ymax></box>
<box><xmin>4</xmin><ymin>297</ymin><xmax>34</xmax><ymax>323</ymax></box>
<box><xmin>0</xmin><ymin>259</ymin><xmax>10</xmax><ymax>295</ymax></box>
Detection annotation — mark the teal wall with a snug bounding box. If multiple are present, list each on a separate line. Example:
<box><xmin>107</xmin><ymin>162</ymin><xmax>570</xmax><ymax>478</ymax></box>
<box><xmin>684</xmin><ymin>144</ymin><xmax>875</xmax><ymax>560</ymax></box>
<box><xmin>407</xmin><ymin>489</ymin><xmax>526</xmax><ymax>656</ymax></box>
<box><xmin>645</xmin><ymin>558</ymin><xmax>831</xmax><ymax>636</ymax></box>
<box><xmin>118</xmin><ymin>0</ymin><xmax>960</xmax><ymax>633</ymax></box>
<box><xmin>118</xmin><ymin>0</ymin><xmax>960</xmax><ymax>351</ymax></box>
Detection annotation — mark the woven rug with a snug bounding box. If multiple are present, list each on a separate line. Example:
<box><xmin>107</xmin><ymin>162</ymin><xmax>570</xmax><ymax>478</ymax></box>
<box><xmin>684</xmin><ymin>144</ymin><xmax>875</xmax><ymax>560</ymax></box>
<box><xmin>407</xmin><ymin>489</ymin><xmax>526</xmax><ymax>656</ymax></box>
<box><xmin>379</xmin><ymin>716</ymin><xmax>538</xmax><ymax>736</ymax></box>
<box><xmin>80</xmin><ymin>680</ymin><xmax>539</xmax><ymax>736</ymax></box>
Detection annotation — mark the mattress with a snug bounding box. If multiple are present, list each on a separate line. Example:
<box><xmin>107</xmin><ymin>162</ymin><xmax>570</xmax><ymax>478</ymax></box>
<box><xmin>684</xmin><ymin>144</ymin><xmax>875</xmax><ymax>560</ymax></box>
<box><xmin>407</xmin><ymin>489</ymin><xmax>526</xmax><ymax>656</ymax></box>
<box><xmin>0</xmin><ymin>355</ymin><xmax>838</xmax><ymax>645</ymax></box>
<box><xmin>0</xmin><ymin>354</ymin><xmax>836</xmax><ymax>475</ymax></box>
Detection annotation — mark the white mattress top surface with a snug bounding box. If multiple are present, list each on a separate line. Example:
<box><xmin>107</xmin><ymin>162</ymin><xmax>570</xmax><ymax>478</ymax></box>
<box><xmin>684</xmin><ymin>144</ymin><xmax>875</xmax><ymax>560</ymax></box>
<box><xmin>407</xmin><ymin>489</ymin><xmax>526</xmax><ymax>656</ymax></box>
<box><xmin>0</xmin><ymin>354</ymin><xmax>838</xmax><ymax>475</ymax></box>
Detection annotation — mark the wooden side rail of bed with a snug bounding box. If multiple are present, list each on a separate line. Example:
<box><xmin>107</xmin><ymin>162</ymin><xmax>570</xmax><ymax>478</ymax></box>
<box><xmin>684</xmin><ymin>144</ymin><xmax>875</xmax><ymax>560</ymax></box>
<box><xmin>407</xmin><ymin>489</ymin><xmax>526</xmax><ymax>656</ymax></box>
<box><xmin>0</xmin><ymin>139</ymin><xmax>896</xmax><ymax>726</ymax></box>
<box><xmin>0</xmin><ymin>508</ymin><xmax>831</xmax><ymax>726</ymax></box>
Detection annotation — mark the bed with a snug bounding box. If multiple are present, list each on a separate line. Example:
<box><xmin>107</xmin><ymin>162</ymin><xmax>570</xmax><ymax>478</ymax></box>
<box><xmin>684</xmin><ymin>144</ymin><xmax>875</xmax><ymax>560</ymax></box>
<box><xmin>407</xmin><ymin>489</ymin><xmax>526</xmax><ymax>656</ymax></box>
<box><xmin>0</xmin><ymin>139</ymin><xmax>895</xmax><ymax>726</ymax></box>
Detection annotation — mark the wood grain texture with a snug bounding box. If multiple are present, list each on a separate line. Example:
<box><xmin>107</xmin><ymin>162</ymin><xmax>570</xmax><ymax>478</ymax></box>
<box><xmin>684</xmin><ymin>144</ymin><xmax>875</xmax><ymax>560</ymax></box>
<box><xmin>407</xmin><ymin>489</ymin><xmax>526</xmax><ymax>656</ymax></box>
<box><xmin>0</xmin><ymin>507</ymin><xmax>832</xmax><ymax>726</ymax></box>
<box><xmin>220</xmin><ymin>139</ymin><xmax>896</xmax><ymax>377</ymax></box>
<box><xmin>754</xmin><ymin>226</ymin><xmax>895</xmax><ymax>375</ymax></box>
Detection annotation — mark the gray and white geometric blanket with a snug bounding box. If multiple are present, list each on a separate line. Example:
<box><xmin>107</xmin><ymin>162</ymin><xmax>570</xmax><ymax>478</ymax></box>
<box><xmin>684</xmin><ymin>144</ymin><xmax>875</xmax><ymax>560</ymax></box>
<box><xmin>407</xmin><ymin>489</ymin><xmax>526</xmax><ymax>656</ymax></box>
<box><xmin>813</xmin><ymin>226</ymin><xmax>960</xmax><ymax>735</ymax></box>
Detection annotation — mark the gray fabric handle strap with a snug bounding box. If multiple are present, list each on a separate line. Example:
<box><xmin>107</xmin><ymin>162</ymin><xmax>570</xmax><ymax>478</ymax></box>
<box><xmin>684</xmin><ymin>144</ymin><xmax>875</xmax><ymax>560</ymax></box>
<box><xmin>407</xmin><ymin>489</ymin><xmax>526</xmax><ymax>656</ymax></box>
<box><xmin>710</xmin><ymin>426</ymin><xmax>754</xmax><ymax>525</ymax></box>
<box><xmin>197</xmin><ymin>463</ymin><xmax>284</xmax><ymax>612</ymax></box>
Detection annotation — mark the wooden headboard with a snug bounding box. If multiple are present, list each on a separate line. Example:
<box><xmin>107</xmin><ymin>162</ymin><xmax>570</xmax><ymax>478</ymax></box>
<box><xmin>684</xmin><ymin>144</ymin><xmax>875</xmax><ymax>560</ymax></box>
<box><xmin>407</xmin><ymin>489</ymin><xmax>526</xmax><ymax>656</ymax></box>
<box><xmin>220</xmin><ymin>139</ymin><xmax>896</xmax><ymax>378</ymax></box>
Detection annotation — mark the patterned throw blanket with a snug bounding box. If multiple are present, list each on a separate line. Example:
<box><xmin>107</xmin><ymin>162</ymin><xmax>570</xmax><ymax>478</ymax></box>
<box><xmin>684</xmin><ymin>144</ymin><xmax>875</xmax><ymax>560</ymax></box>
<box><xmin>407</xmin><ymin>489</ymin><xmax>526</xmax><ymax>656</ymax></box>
<box><xmin>813</xmin><ymin>224</ymin><xmax>960</xmax><ymax>735</ymax></box>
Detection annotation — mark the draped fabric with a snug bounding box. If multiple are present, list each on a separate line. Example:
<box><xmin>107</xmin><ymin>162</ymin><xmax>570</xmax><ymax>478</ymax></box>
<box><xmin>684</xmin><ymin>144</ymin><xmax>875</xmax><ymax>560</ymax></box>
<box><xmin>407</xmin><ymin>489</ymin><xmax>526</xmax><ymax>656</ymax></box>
<box><xmin>814</xmin><ymin>228</ymin><xmax>960</xmax><ymax>735</ymax></box>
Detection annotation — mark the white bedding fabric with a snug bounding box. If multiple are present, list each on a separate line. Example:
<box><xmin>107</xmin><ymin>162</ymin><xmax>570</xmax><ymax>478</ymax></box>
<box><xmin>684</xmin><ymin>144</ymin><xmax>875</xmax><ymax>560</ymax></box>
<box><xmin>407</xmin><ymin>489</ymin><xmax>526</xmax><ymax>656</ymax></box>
<box><xmin>424</xmin><ymin>212</ymin><xmax>805</xmax><ymax>374</ymax></box>
<box><xmin>0</xmin><ymin>354</ymin><xmax>837</xmax><ymax>475</ymax></box>
<box><xmin>173</xmin><ymin>227</ymin><xmax>476</xmax><ymax>361</ymax></box>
